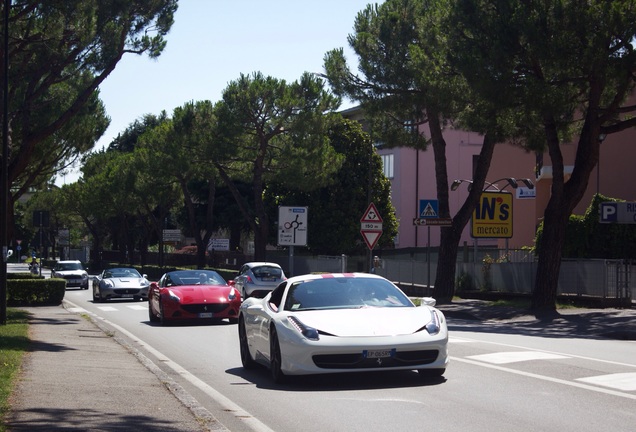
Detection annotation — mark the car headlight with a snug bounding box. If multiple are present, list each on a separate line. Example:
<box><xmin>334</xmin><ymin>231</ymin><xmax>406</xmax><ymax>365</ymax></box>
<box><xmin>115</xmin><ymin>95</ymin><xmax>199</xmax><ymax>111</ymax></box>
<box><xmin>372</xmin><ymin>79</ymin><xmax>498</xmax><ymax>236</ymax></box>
<box><xmin>81</xmin><ymin>273</ymin><xmax>88</xmax><ymax>280</ymax></box>
<box><xmin>167</xmin><ymin>289</ymin><xmax>181</xmax><ymax>302</ymax></box>
<box><xmin>103</xmin><ymin>279</ymin><xmax>114</xmax><ymax>288</ymax></box>
<box><xmin>425</xmin><ymin>310</ymin><xmax>441</xmax><ymax>335</ymax></box>
<box><xmin>228</xmin><ymin>288</ymin><xmax>239</xmax><ymax>301</ymax></box>
<box><xmin>288</xmin><ymin>316</ymin><xmax>320</xmax><ymax>341</ymax></box>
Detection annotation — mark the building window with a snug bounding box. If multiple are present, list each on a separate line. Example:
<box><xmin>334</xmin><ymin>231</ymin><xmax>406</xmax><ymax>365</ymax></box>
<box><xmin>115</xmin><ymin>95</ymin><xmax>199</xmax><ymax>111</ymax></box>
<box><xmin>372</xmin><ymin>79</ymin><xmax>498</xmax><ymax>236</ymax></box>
<box><xmin>381</xmin><ymin>154</ymin><xmax>394</xmax><ymax>179</ymax></box>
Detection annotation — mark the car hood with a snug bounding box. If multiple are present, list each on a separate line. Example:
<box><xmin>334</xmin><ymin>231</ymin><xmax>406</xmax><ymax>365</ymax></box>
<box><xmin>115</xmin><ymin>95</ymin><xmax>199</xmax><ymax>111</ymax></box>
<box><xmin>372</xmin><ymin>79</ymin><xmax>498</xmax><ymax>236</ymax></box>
<box><xmin>170</xmin><ymin>285</ymin><xmax>233</xmax><ymax>303</ymax></box>
<box><xmin>290</xmin><ymin>307</ymin><xmax>436</xmax><ymax>337</ymax></box>
<box><xmin>108</xmin><ymin>277</ymin><xmax>146</xmax><ymax>287</ymax></box>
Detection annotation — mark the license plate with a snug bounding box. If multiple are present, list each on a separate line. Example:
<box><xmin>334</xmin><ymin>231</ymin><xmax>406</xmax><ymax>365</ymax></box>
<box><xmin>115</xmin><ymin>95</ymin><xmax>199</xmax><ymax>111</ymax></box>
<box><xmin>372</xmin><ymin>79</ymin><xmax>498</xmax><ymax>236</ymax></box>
<box><xmin>199</xmin><ymin>312</ymin><xmax>213</xmax><ymax>318</ymax></box>
<box><xmin>364</xmin><ymin>349</ymin><xmax>395</xmax><ymax>359</ymax></box>
<box><xmin>122</xmin><ymin>294</ymin><xmax>134</xmax><ymax>298</ymax></box>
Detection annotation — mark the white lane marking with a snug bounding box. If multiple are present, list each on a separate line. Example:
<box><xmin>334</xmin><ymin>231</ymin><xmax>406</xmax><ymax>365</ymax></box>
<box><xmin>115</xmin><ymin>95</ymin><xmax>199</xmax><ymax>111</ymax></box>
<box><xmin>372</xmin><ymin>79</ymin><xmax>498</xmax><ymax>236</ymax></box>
<box><xmin>96</xmin><ymin>306</ymin><xmax>117</xmax><ymax>312</ymax></box>
<box><xmin>451</xmin><ymin>356</ymin><xmax>636</xmax><ymax>400</ymax></box>
<box><xmin>451</xmin><ymin>335</ymin><xmax>636</xmax><ymax>369</ymax></box>
<box><xmin>577</xmin><ymin>373</ymin><xmax>636</xmax><ymax>391</ymax></box>
<box><xmin>468</xmin><ymin>351</ymin><xmax>570</xmax><ymax>364</ymax></box>
<box><xmin>127</xmin><ymin>305</ymin><xmax>147</xmax><ymax>311</ymax></box>
<box><xmin>64</xmin><ymin>299</ymin><xmax>275</xmax><ymax>432</ymax></box>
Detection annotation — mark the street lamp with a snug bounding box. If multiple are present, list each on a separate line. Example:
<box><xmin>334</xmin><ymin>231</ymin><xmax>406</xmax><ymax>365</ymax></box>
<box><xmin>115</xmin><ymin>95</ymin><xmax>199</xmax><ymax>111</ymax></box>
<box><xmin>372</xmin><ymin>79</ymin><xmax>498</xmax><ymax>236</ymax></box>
<box><xmin>451</xmin><ymin>177</ymin><xmax>533</xmax><ymax>192</ymax></box>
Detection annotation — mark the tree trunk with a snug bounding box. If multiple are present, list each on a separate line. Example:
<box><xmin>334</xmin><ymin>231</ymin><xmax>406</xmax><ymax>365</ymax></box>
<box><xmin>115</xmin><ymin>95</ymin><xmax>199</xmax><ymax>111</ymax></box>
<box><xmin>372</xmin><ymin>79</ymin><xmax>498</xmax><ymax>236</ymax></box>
<box><xmin>531</xmin><ymin>203</ymin><xmax>568</xmax><ymax>310</ymax></box>
<box><xmin>428</xmin><ymin>108</ymin><xmax>497</xmax><ymax>303</ymax></box>
<box><xmin>531</xmin><ymin>113</ymin><xmax>599</xmax><ymax>310</ymax></box>
<box><xmin>434</xmin><ymin>227</ymin><xmax>462</xmax><ymax>303</ymax></box>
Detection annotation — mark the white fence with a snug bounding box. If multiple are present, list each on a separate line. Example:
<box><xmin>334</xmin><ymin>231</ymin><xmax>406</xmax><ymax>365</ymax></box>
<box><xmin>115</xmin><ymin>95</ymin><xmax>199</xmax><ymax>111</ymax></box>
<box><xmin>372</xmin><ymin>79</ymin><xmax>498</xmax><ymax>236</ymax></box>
<box><xmin>274</xmin><ymin>253</ymin><xmax>634</xmax><ymax>304</ymax></box>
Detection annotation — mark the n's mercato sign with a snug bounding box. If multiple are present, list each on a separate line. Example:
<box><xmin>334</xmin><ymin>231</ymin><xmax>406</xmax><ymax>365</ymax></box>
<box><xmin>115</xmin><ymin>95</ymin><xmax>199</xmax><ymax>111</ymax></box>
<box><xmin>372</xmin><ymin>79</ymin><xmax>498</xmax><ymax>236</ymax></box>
<box><xmin>471</xmin><ymin>192</ymin><xmax>513</xmax><ymax>238</ymax></box>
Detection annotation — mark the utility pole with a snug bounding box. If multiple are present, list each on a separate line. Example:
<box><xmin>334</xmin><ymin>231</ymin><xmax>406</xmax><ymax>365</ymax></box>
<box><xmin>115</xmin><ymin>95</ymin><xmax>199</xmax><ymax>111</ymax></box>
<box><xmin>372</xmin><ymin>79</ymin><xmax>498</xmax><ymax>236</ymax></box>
<box><xmin>1</xmin><ymin>0</ymin><xmax>11</xmax><ymax>325</ymax></box>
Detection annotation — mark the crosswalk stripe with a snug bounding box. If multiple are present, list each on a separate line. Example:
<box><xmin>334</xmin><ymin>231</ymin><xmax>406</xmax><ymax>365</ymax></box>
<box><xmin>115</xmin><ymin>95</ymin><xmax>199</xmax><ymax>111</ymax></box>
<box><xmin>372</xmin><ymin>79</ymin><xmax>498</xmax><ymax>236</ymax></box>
<box><xmin>577</xmin><ymin>373</ymin><xmax>636</xmax><ymax>391</ymax></box>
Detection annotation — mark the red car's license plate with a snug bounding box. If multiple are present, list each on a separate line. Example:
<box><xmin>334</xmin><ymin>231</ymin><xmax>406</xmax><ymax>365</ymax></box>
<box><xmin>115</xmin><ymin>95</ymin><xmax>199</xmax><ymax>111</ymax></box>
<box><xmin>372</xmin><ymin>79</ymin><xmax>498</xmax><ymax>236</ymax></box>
<box><xmin>199</xmin><ymin>312</ymin><xmax>213</xmax><ymax>318</ymax></box>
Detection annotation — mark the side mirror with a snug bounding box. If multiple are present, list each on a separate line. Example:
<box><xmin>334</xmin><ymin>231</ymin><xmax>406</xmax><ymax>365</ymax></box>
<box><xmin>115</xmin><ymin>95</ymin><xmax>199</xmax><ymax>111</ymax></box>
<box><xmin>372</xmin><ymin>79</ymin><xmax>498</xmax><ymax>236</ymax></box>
<box><xmin>418</xmin><ymin>297</ymin><xmax>437</xmax><ymax>307</ymax></box>
<box><xmin>228</xmin><ymin>280</ymin><xmax>235</xmax><ymax>286</ymax></box>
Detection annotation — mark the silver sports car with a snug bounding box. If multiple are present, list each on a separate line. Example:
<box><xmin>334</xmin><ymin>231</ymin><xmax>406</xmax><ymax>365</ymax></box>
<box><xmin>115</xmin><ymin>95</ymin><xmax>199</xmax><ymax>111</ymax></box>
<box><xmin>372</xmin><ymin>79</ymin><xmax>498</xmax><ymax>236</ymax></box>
<box><xmin>93</xmin><ymin>267</ymin><xmax>150</xmax><ymax>302</ymax></box>
<box><xmin>238</xmin><ymin>272</ymin><xmax>448</xmax><ymax>383</ymax></box>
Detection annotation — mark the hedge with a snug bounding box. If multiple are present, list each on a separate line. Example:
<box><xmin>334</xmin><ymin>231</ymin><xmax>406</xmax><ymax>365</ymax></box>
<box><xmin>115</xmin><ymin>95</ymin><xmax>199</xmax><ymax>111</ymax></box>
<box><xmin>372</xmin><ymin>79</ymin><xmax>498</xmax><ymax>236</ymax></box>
<box><xmin>6</xmin><ymin>273</ymin><xmax>66</xmax><ymax>306</ymax></box>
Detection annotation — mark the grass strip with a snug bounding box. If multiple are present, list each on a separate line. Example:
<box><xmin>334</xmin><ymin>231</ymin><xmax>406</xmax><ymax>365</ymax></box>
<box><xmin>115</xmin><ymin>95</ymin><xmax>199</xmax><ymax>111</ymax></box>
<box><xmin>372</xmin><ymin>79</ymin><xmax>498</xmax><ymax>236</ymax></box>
<box><xmin>0</xmin><ymin>309</ymin><xmax>30</xmax><ymax>432</ymax></box>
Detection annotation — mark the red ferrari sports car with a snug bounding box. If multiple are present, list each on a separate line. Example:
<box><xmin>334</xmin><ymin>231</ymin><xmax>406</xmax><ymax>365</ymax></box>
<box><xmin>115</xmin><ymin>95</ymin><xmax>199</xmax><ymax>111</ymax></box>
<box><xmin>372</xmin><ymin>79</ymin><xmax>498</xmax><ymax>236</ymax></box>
<box><xmin>148</xmin><ymin>270</ymin><xmax>241</xmax><ymax>325</ymax></box>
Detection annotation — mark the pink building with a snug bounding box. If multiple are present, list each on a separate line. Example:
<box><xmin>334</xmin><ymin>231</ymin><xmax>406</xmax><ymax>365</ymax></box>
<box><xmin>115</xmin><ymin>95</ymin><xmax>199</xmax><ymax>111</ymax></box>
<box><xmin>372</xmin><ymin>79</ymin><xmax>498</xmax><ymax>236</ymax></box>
<box><xmin>344</xmin><ymin>107</ymin><xmax>636</xmax><ymax>250</ymax></box>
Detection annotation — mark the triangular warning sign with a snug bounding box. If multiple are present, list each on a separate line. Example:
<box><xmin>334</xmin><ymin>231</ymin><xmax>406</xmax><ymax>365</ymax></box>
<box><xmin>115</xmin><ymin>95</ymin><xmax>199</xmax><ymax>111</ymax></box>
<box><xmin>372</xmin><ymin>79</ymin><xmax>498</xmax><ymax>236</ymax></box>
<box><xmin>361</xmin><ymin>230</ymin><xmax>382</xmax><ymax>250</ymax></box>
<box><xmin>420</xmin><ymin>203</ymin><xmax>437</xmax><ymax>217</ymax></box>
<box><xmin>361</xmin><ymin>202</ymin><xmax>383</xmax><ymax>223</ymax></box>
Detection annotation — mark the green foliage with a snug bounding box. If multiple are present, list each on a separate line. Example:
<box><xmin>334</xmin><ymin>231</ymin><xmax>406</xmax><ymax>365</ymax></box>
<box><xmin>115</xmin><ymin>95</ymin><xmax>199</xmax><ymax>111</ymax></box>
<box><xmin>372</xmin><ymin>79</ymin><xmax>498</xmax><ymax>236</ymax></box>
<box><xmin>534</xmin><ymin>194</ymin><xmax>636</xmax><ymax>259</ymax></box>
<box><xmin>215</xmin><ymin>71</ymin><xmax>344</xmax><ymax>260</ymax></box>
<box><xmin>6</xmin><ymin>278</ymin><xmax>66</xmax><ymax>306</ymax></box>
<box><xmin>265</xmin><ymin>117</ymin><xmax>398</xmax><ymax>255</ymax></box>
<box><xmin>5</xmin><ymin>0</ymin><xmax>177</xmax><ymax>206</ymax></box>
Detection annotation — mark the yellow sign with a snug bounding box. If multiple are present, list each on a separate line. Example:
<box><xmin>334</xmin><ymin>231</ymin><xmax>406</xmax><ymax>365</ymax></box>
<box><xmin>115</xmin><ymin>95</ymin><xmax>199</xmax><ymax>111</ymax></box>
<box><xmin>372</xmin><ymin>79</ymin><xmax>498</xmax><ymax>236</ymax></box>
<box><xmin>471</xmin><ymin>192</ymin><xmax>513</xmax><ymax>238</ymax></box>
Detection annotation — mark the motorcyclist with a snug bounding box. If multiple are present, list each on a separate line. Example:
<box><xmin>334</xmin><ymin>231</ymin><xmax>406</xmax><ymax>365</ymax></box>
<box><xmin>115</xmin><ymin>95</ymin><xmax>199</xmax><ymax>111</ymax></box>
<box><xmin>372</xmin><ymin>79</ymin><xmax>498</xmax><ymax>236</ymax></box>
<box><xmin>29</xmin><ymin>255</ymin><xmax>39</xmax><ymax>274</ymax></box>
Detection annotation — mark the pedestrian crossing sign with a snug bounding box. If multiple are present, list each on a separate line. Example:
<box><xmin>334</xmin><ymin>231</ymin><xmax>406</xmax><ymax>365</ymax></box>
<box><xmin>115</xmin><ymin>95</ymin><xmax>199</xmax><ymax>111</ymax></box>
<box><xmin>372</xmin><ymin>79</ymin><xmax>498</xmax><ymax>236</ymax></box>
<box><xmin>419</xmin><ymin>199</ymin><xmax>439</xmax><ymax>218</ymax></box>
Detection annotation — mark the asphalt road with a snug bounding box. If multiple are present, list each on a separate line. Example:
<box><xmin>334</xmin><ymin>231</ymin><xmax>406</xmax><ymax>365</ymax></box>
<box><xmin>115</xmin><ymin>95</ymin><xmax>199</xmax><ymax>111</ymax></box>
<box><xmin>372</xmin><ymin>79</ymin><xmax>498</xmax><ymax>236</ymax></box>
<box><xmin>58</xmin><ymin>286</ymin><xmax>636</xmax><ymax>432</ymax></box>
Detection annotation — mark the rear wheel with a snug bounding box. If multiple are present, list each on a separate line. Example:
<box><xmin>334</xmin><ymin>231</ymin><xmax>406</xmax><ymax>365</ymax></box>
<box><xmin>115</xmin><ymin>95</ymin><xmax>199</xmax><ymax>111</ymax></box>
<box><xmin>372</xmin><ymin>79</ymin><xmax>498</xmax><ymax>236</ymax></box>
<box><xmin>269</xmin><ymin>326</ymin><xmax>286</xmax><ymax>383</ymax></box>
<box><xmin>238</xmin><ymin>317</ymin><xmax>256</xmax><ymax>369</ymax></box>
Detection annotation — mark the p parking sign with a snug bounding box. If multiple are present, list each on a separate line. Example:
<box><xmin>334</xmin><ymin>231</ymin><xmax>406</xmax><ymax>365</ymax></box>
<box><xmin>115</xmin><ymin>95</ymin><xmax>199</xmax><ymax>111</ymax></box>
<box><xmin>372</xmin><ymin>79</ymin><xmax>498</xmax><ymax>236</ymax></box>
<box><xmin>600</xmin><ymin>202</ymin><xmax>636</xmax><ymax>224</ymax></box>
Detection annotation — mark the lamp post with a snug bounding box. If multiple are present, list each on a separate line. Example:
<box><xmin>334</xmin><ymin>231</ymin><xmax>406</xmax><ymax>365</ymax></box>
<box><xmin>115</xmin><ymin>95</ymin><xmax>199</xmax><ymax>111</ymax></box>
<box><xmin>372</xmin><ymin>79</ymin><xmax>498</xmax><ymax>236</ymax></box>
<box><xmin>1</xmin><ymin>0</ymin><xmax>10</xmax><ymax>325</ymax></box>
<box><xmin>597</xmin><ymin>133</ymin><xmax>606</xmax><ymax>194</ymax></box>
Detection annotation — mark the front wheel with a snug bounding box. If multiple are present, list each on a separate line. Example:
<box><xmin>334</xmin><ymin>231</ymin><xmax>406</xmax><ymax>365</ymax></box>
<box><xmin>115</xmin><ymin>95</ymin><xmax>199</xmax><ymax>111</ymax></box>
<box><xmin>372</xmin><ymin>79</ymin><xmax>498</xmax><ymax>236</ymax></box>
<box><xmin>269</xmin><ymin>326</ymin><xmax>286</xmax><ymax>383</ymax></box>
<box><xmin>159</xmin><ymin>300</ymin><xmax>168</xmax><ymax>325</ymax></box>
<box><xmin>239</xmin><ymin>317</ymin><xmax>256</xmax><ymax>369</ymax></box>
<box><xmin>92</xmin><ymin>289</ymin><xmax>102</xmax><ymax>303</ymax></box>
<box><xmin>148</xmin><ymin>301</ymin><xmax>159</xmax><ymax>323</ymax></box>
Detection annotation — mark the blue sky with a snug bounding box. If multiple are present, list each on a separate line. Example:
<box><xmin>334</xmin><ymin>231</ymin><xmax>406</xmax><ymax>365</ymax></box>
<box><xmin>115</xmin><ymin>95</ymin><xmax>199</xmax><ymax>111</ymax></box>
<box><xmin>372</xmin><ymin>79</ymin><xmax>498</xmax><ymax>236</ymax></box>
<box><xmin>59</xmin><ymin>0</ymin><xmax>378</xmax><ymax>184</ymax></box>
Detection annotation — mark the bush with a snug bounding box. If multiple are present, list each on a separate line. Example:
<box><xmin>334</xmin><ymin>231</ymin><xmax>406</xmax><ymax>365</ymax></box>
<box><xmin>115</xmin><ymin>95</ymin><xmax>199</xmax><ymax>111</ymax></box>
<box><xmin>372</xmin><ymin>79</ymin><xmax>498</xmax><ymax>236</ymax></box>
<box><xmin>7</xmin><ymin>275</ymin><xmax>66</xmax><ymax>306</ymax></box>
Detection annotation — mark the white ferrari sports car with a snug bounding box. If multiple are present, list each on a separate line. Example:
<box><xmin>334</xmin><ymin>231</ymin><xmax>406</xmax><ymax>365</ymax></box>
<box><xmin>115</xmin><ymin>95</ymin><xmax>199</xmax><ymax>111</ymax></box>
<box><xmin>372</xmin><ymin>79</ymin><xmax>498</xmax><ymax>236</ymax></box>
<box><xmin>238</xmin><ymin>272</ymin><xmax>448</xmax><ymax>383</ymax></box>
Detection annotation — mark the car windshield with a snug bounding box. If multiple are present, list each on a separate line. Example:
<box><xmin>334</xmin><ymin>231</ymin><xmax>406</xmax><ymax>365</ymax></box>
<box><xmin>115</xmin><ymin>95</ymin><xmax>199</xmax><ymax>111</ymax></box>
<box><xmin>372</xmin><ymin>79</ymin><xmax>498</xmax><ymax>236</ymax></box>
<box><xmin>56</xmin><ymin>262</ymin><xmax>82</xmax><ymax>271</ymax></box>
<box><xmin>283</xmin><ymin>277</ymin><xmax>413</xmax><ymax>311</ymax></box>
<box><xmin>104</xmin><ymin>268</ymin><xmax>142</xmax><ymax>279</ymax></box>
<box><xmin>163</xmin><ymin>270</ymin><xmax>227</xmax><ymax>287</ymax></box>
